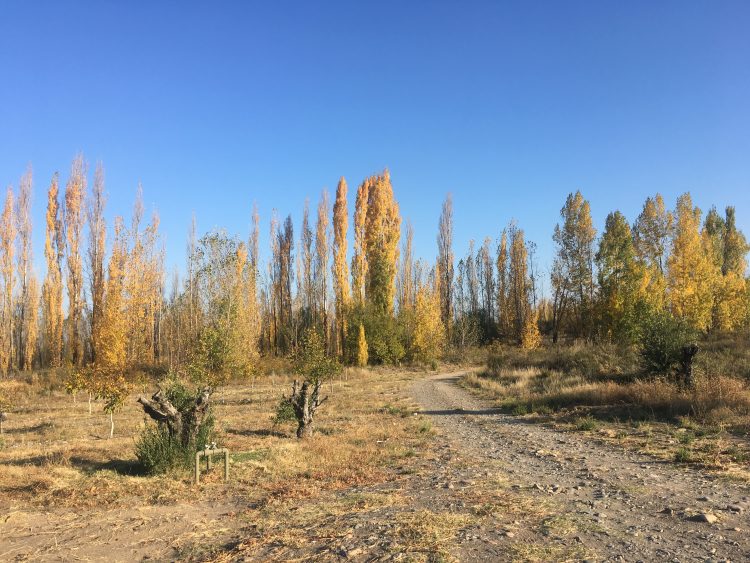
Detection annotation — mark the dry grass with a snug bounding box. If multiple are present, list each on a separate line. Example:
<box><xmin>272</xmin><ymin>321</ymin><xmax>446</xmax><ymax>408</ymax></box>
<box><xmin>0</xmin><ymin>366</ymin><xmax>436</xmax><ymax>559</ymax></box>
<box><xmin>461</xmin><ymin>344</ymin><xmax>750</xmax><ymax>474</ymax></box>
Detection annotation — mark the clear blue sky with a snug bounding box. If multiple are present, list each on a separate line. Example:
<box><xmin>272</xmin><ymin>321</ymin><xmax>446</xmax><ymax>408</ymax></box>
<box><xmin>1</xmin><ymin>1</ymin><xmax>748</xmax><ymax>292</ymax></box>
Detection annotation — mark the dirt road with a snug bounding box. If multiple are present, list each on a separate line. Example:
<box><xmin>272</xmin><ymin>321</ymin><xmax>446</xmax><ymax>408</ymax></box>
<box><xmin>410</xmin><ymin>372</ymin><xmax>750</xmax><ymax>562</ymax></box>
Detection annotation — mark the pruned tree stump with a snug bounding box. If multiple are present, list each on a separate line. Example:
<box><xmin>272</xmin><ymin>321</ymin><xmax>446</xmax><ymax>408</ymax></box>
<box><xmin>137</xmin><ymin>386</ymin><xmax>212</xmax><ymax>448</ymax></box>
<box><xmin>289</xmin><ymin>379</ymin><xmax>327</xmax><ymax>439</ymax></box>
<box><xmin>679</xmin><ymin>344</ymin><xmax>699</xmax><ymax>388</ymax></box>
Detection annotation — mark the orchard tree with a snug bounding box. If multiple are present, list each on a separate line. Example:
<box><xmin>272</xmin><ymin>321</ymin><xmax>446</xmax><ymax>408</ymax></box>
<box><xmin>286</xmin><ymin>328</ymin><xmax>340</xmax><ymax>438</ymax></box>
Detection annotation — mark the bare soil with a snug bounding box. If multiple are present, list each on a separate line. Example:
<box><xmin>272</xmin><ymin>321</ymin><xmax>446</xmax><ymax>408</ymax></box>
<box><xmin>3</xmin><ymin>370</ymin><xmax>749</xmax><ymax>561</ymax></box>
<box><xmin>408</xmin><ymin>372</ymin><xmax>750</xmax><ymax>562</ymax></box>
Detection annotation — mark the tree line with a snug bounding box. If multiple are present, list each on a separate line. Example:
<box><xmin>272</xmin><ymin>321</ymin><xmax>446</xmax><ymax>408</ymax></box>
<box><xmin>1</xmin><ymin>157</ymin><xmax>748</xmax><ymax>384</ymax></box>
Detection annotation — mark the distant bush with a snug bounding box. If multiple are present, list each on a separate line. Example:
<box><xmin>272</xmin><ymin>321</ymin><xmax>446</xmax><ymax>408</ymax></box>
<box><xmin>347</xmin><ymin>305</ymin><xmax>405</xmax><ymax>365</ymax></box>
<box><xmin>638</xmin><ymin>311</ymin><xmax>697</xmax><ymax>377</ymax></box>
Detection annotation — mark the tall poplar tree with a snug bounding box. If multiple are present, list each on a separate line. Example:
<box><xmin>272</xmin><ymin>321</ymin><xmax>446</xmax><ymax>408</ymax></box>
<box><xmin>16</xmin><ymin>167</ymin><xmax>35</xmax><ymax>369</ymax></box>
<box><xmin>351</xmin><ymin>177</ymin><xmax>370</xmax><ymax>305</ymax></box>
<box><xmin>551</xmin><ymin>191</ymin><xmax>596</xmax><ymax>339</ymax></box>
<box><xmin>87</xmin><ymin>163</ymin><xmax>107</xmax><ymax>363</ymax></box>
<box><xmin>364</xmin><ymin>170</ymin><xmax>401</xmax><ymax>316</ymax></box>
<box><xmin>64</xmin><ymin>155</ymin><xmax>87</xmax><ymax>366</ymax></box>
<box><xmin>667</xmin><ymin>193</ymin><xmax>714</xmax><ymax>331</ymax></box>
<box><xmin>0</xmin><ymin>187</ymin><xmax>15</xmax><ymax>374</ymax></box>
<box><xmin>42</xmin><ymin>173</ymin><xmax>64</xmax><ymax>368</ymax></box>
<box><xmin>595</xmin><ymin>211</ymin><xmax>646</xmax><ymax>340</ymax></box>
<box><xmin>437</xmin><ymin>194</ymin><xmax>454</xmax><ymax>336</ymax></box>
<box><xmin>314</xmin><ymin>189</ymin><xmax>330</xmax><ymax>340</ymax></box>
<box><xmin>331</xmin><ymin>177</ymin><xmax>350</xmax><ymax>357</ymax></box>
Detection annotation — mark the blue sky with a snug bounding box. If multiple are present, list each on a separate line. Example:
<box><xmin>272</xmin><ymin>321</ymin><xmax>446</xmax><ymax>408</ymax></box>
<box><xmin>1</xmin><ymin>1</ymin><xmax>748</xmax><ymax>293</ymax></box>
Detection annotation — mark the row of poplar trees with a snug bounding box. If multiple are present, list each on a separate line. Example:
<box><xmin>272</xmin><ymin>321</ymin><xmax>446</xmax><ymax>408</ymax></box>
<box><xmin>1</xmin><ymin>157</ymin><xmax>748</xmax><ymax>379</ymax></box>
<box><xmin>0</xmin><ymin>157</ymin><xmax>163</xmax><ymax>377</ymax></box>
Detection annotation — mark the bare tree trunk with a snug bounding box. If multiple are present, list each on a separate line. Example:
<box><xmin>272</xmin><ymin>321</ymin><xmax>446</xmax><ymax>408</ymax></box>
<box><xmin>109</xmin><ymin>411</ymin><xmax>114</xmax><ymax>439</ymax></box>
<box><xmin>680</xmin><ymin>344</ymin><xmax>699</xmax><ymax>388</ymax></box>
<box><xmin>138</xmin><ymin>387</ymin><xmax>212</xmax><ymax>447</ymax></box>
<box><xmin>290</xmin><ymin>379</ymin><xmax>327</xmax><ymax>439</ymax></box>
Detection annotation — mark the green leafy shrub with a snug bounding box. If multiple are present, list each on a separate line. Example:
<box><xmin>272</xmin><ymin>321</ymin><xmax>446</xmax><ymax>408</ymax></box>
<box><xmin>272</xmin><ymin>396</ymin><xmax>297</xmax><ymax>425</ymax></box>
<box><xmin>639</xmin><ymin>311</ymin><xmax>697</xmax><ymax>376</ymax></box>
<box><xmin>347</xmin><ymin>305</ymin><xmax>405</xmax><ymax>365</ymax></box>
<box><xmin>135</xmin><ymin>378</ymin><xmax>215</xmax><ymax>474</ymax></box>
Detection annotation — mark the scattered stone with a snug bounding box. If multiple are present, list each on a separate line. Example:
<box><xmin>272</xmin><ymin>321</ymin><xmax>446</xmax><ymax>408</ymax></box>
<box><xmin>660</xmin><ymin>508</ymin><xmax>674</xmax><ymax>515</ymax></box>
<box><xmin>689</xmin><ymin>513</ymin><xmax>718</xmax><ymax>524</ymax></box>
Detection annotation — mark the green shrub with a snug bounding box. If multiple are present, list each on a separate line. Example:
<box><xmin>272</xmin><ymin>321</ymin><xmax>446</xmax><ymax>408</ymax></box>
<box><xmin>347</xmin><ymin>305</ymin><xmax>405</xmax><ymax>365</ymax></box>
<box><xmin>674</xmin><ymin>447</ymin><xmax>693</xmax><ymax>463</ymax></box>
<box><xmin>639</xmin><ymin>311</ymin><xmax>697</xmax><ymax>376</ymax></box>
<box><xmin>135</xmin><ymin>379</ymin><xmax>216</xmax><ymax>475</ymax></box>
<box><xmin>575</xmin><ymin>415</ymin><xmax>598</xmax><ymax>431</ymax></box>
<box><xmin>273</xmin><ymin>396</ymin><xmax>297</xmax><ymax>425</ymax></box>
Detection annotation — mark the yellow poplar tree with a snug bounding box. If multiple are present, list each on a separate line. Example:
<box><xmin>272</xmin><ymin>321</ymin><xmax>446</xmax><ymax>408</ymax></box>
<box><xmin>314</xmin><ymin>189</ymin><xmax>330</xmax><ymax>337</ymax></box>
<box><xmin>64</xmin><ymin>155</ymin><xmax>86</xmax><ymax>366</ymax></box>
<box><xmin>508</xmin><ymin>225</ymin><xmax>529</xmax><ymax>342</ymax></box>
<box><xmin>351</xmin><ymin>177</ymin><xmax>370</xmax><ymax>305</ymax></box>
<box><xmin>705</xmin><ymin>206</ymin><xmax>749</xmax><ymax>331</ymax></box>
<box><xmin>356</xmin><ymin>323</ymin><xmax>368</xmax><ymax>367</ymax></box>
<box><xmin>411</xmin><ymin>276</ymin><xmax>445</xmax><ymax>364</ymax></box>
<box><xmin>87</xmin><ymin>163</ymin><xmax>107</xmax><ymax>362</ymax></box>
<box><xmin>0</xmin><ymin>187</ymin><xmax>16</xmax><ymax>374</ymax></box>
<box><xmin>16</xmin><ymin>167</ymin><xmax>35</xmax><ymax>370</ymax></box>
<box><xmin>364</xmin><ymin>170</ymin><xmax>401</xmax><ymax>316</ymax></box>
<box><xmin>521</xmin><ymin>310</ymin><xmax>541</xmax><ymax>350</ymax></box>
<box><xmin>99</xmin><ymin>218</ymin><xmax>128</xmax><ymax>370</ymax></box>
<box><xmin>332</xmin><ymin>177</ymin><xmax>350</xmax><ymax>357</ymax></box>
<box><xmin>42</xmin><ymin>174</ymin><xmax>64</xmax><ymax>368</ymax></box>
<box><xmin>667</xmin><ymin>193</ymin><xmax>714</xmax><ymax>331</ymax></box>
<box><xmin>95</xmin><ymin>217</ymin><xmax>130</xmax><ymax>437</ymax></box>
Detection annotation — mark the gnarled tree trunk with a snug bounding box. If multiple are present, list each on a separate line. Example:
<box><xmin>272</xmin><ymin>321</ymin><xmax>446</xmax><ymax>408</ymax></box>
<box><xmin>138</xmin><ymin>387</ymin><xmax>212</xmax><ymax>447</ymax></box>
<box><xmin>290</xmin><ymin>379</ymin><xmax>326</xmax><ymax>439</ymax></box>
<box><xmin>679</xmin><ymin>344</ymin><xmax>699</xmax><ymax>388</ymax></box>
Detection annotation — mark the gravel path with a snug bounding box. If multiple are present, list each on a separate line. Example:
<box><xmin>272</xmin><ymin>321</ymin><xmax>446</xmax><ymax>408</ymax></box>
<box><xmin>411</xmin><ymin>372</ymin><xmax>750</xmax><ymax>562</ymax></box>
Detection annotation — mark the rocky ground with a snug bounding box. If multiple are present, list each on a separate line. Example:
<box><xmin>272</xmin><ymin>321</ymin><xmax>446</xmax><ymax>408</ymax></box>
<box><xmin>405</xmin><ymin>372</ymin><xmax>750</xmax><ymax>562</ymax></box>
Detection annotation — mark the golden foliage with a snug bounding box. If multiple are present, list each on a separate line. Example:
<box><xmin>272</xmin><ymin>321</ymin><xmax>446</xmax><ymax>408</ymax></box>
<box><xmin>667</xmin><ymin>193</ymin><xmax>715</xmax><ymax>330</ymax></box>
<box><xmin>411</xmin><ymin>281</ymin><xmax>445</xmax><ymax>364</ymax></box>
<box><xmin>332</xmin><ymin>177</ymin><xmax>350</xmax><ymax>357</ymax></box>
<box><xmin>0</xmin><ymin>186</ymin><xmax>15</xmax><ymax>374</ymax></box>
<box><xmin>520</xmin><ymin>310</ymin><xmax>541</xmax><ymax>350</ymax></box>
<box><xmin>42</xmin><ymin>173</ymin><xmax>64</xmax><ymax>368</ymax></box>
<box><xmin>64</xmin><ymin>155</ymin><xmax>87</xmax><ymax>365</ymax></box>
<box><xmin>351</xmin><ymin>178</ymin><xmax>369</xmax><ymax>304</ymax></box>
<box><xmin>364</xmin><ymin>170</ymin><xmax>401</xmax><ymax>316</ymax></box>
<box><xmin>356</xmin><ymin>323</ymin><xmax>368</xmax><ymax>367</ymax></box>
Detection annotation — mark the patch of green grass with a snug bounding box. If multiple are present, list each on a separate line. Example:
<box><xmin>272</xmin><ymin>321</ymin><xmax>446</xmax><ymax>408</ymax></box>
<box><xmin>380</xmin><ymin>403</ymin><xmax>411</xmax><ymax>417</ymax></box>
<box><xmin>575</xmin><ymin>416</ymin><xmax>598</xmax><ymax>432</ymax></box>
<box><xmin>727</xmin><ymin>446</ymin><xmax>749</xmax><ymax>463</ymax></box>
<box><xmin>417</xmin><ymin>419</ymin><xmax>433</xmax><ymax>434</ymax></box>
<box><xmin>677</xmin><ymin>432</ymin><xmax>695</xmax><ymax>445</ymax></box>
<box><xmin>512</xmin><ymin>403</ymin><xmax>529</xmax><ymax>416</ymax></box>
<box><xmin>232</xmin><ymin>449</ymin><xmax>270</xmax><ymax>463</ymax></box>
<box><xmin>674</xmin><ymin>447</ymin><xmax>693</xmax><ymax>463</ymax></box>
<box><xmin>531</xmin><ymin>403</ymin><xmax>553</xmax><ymax>415</ymax></box>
